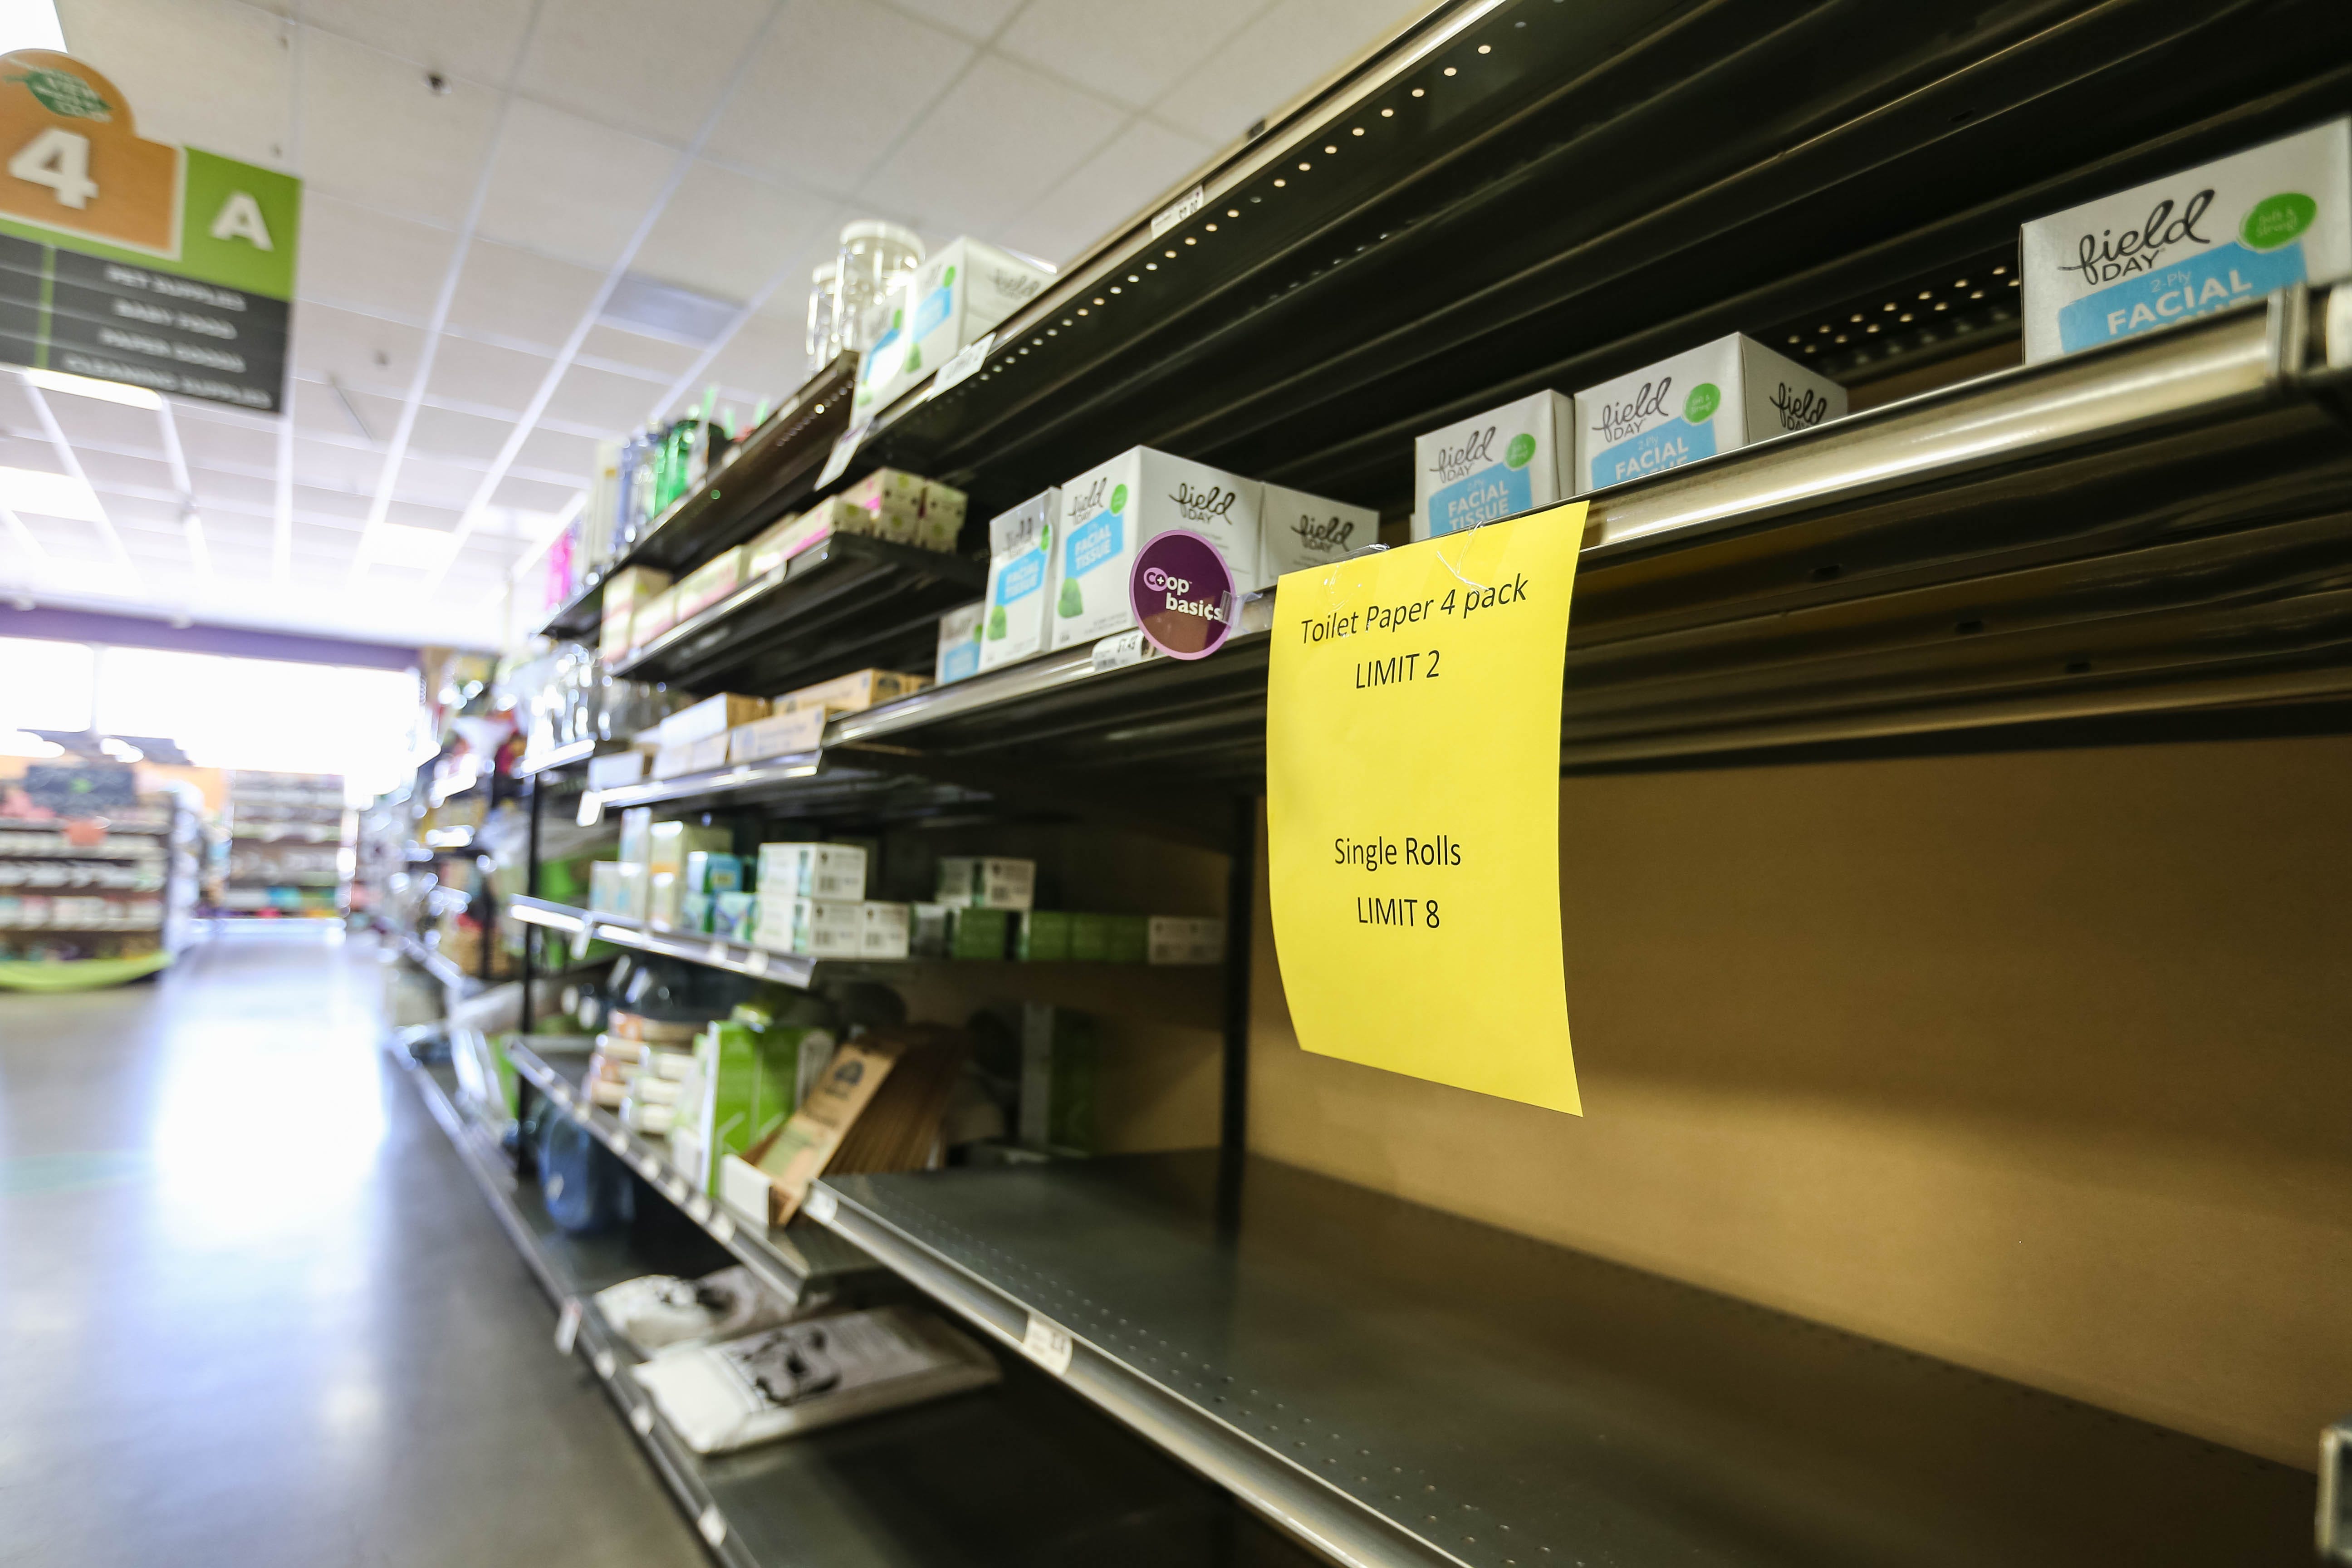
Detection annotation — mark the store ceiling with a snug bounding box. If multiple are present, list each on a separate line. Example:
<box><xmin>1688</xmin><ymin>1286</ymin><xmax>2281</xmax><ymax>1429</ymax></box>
<box><xmin>0</xmin><ymin>0</ymin><xmax>1416</xmax><ymax>650</ymax></box>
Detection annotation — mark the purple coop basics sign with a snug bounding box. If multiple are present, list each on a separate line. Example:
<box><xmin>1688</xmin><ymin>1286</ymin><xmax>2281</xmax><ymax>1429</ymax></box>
<box><xmin>1130</xmin><ymin>529</ymin><xmax>1236</xmax><ymax>660</ymax></box>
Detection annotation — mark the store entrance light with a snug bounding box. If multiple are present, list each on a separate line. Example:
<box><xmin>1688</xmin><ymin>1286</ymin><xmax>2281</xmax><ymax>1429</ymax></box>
<box><xmin>20</xmin><ymin>367</ymin><xmax>163</xmax><ymax>411</ymax></box>
<box><xmin>0</xmin><ymin>729</ymin><xmax>64</xmax><ymax>758</ymax></box>
<box><xmin>99</xmin><ymin>735</ymin><xmax>143</xmax><ymax>762</ymax></box>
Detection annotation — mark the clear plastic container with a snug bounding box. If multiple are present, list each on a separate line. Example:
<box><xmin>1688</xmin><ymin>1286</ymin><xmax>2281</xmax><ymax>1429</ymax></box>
<box><xmin>833</xmin><ymin>220</ymin><xmax>924</xmax><ymax>354</ymax></box>
<box><xmin>806</xmin><ymin>260</ymin><xmax>840</xmax><ymax>363</ymax></box>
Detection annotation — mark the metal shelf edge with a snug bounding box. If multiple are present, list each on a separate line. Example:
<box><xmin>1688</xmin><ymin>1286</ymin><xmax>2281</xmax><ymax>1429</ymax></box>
<box><xmin>810</xmin><ymin>1180</ymin><xmax>1461</xmax><ymax>1568</ymax></box>
<box><xmin>508</xmin><ymin>897</ymin><xmax>819</xmax><ymax>989</ymax></box>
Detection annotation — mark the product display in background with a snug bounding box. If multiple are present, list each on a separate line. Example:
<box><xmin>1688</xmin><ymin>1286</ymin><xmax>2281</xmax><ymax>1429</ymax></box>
<box><xmin>724</xmin><ymin>1025</ymin><xmax>967</xmax><ymax>1224</ymax></box>
<box><xmin>213</xmin><ymin>772</ymin><xmax>346</xmax><ymax>917</ymax></box>
<box><xmin>1259</xmin><ymin>485</ymin><xmax>1382</xmax><ymax>582</ymax></box>
<box><xmin>854</xmin><ymin>236</ymin><xmax>1053</xmax><ymax>420</ymax></box>
<box><xmin>979</xmin><ymin>489</ymin><xmax>1061</xmax><ymax>671</ymax></box>
<box><xmin>935</xmin><ymin>602</ymin><xmax>985</xmax><ymax>686</ymax></box>
<box><xmin>593</xmin><ymin>1265</ymin><xmax>810</xmax><ymax>1357</ymax></box>
<box><xmin>631</xmin><ymin>1305</ymin><xmax>998</xmax><ymax>1455</ymax></box>
<box><xmin>1019</xmin><ymin>1002</ymin><xmax>1097</xmax><ymax>1153</ymax></box>
<box><xmin>1413</xmin><ymin>392</ymin><xmax>1574</xmax><ymax>541</ymax></box>
<box><xmin>2022</xmin><ymin>116</ymin><xmax>2351</xmax><ymax>361</ymax></box>
<box><xmin>1572</xmin><ymin>335</ymin><xmax>1846</xmax><ymax>494</ymax></box>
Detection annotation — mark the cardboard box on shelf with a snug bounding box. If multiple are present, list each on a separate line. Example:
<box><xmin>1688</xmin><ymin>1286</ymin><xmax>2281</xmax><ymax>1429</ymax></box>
<box><xmin>1572</xmin><ymin>334</ymin><xmax>1844</xmax><ymax>494</ymax></box>
<box><xmin>2021</xmin><ymin>117</ymin><xmax>2352</xmax><ymax>362</ymax></box>
<box><xmin>977</xmin><ymin>489</ymin><xmax>1059</xmax><ymax>672</ymax></box>
<box><xmin>947</xmin><ymin>906</ymin><xmax>1012</xmax><ymax>960</ymax></box>
<box><xmin>744</xmin><ymin>515</ymin><xmax>804</xmax><ymax>579</ymax></box>
<box><xmin>773</xmin><ymin>669</ymin><xmax>929</xmax><ymax>717</ymax></box>
<box><xmin>629</xmin><ymin>585</ymin><xmax>683</xmax><ymax>651</ymax></box>
<box><xmin>1259</xmin><ymin>484</ymin><xmax>1381</xmax><ymax>582</ymax></box>
<box><xmin>727</xmin><ymin>707</ymin><xmax>828</xmax><ymax>764</ymax></box>
<box><xmin>936</xmin><ymin>856</ymin><xmax>1034</xmax><ymax>911</ymax></box>
<box><xmin>751</xmin><ymin>893</ymin><xmax>864</xmax><ymax>958</ymax></box>
<box><xmin>935</xmin><ymin>601</ymin><xmax>984</xmax><ymax>686</ymax></box>
<box><xmin>1148</xmin><ymin>916</ymin><xmax>1226</xmax><ymax>965</ymax></box>
<box><xmin>588</xmin><ymin>860</ymin><xmax>645</xmax><ymax>919</ymax></box>
<box><xmin>1412</xmin><ymin>391</ymin><xmax>1573</xmax><ymax>542</ymax></box>
<box><xmin>598</xmin><ymin>565</ymin><xmax>671</xmax><ymax>660</ymax></box>
<box><xmin>1050</xmin><ymin>448</ymin><xmax>1265</xmax><ymax>648</ymax></box>
<box><xmin>585</xmin><ymin>750</ymin><xmax>647</xmax><ymax>790</ymax></box>
<box><xmin>650</xmin><ymin>820</ymin><xmax>731</xmax><ymax>876</ymax></box>
<box><xmin>724</xmin><ymin>1036</ymin><xmax>903</xmax><ymax>1225</ymax></box>
<box><xmin>675</xmin><ymin>546</ymin><xmax>748</xmax><ymax>620</ymax></box>
<box><xmin>756</xmin><ymin>842</ymin><xmax>867</xmax><ymax>902</ymax></box>
<box><xmin>659</xmin><ymin>693</ymin><xmax>770</xmax><ymax>751</ymax></box>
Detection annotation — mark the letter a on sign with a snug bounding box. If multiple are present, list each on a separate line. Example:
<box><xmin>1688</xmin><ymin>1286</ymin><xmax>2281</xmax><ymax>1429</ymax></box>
<box><xmin>208</xmin><ymin>191</ymin><xmax>271</xmax><ymax>249</ymax></box>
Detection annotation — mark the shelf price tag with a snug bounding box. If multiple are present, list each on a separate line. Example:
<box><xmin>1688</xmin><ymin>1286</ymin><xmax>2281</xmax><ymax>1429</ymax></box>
<box><xmin>554</xmin><ymin>1300</ymin><xmax>581</xmax><ymax>1356</ymax></box>
<box><xmin>1266</xmin><ymin>505</ymin><xmax>1588</xmax><ymax>1115</ymax></box>
<box><xmin>697</xmin><ymin>1508</ymin><xmax>727</xmax><ymax>1548</ymax></box>
<box><xmin>802</xmin><ymin>1185</ymin><xmax>838</xmax><ymax>1226</ymax></box>
<box><xmin>1021</xmin><ymin>1312</ymin><xmax>1074</xmax><ymax>1376</ymax></box>
<box><xmin>815</xmin><ymin>419</ymin><xmax>870</xmax><ymax>489</ymax></box>
<box><xmin>575</xmin><ymin>789</ymin><xmax>603</xmax><ymax>827</ymax></box>
<box><xmin>928</xmin><ymin>332</ymin><xmax>993</xmax><ymax>399</ymax></box>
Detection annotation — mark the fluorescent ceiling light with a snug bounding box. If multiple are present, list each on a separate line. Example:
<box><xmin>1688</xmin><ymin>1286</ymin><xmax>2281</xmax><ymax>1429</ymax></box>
<box><xmin>0</xmin><ymin>465</ymin><xmax>103</xmax><ymax>521</ymax></box>
<box><xmin>601</xmin><ymin>272</ymin><xmax>739</xmax><ymax>346</ymax></box>
<box><xmin>20</xmin><ymin>367</ymin><xmax>162</xmax><ymax>410</ymax></box>
<box><xmin>98</xmin><ymin>736</ymin><xmax>142</xmax><ymax>762</ymax></box>
<box><xmin>365</xmin><ymin>521</ymin><xmax>461</xmax><ymax>568</ymax></box>
<box><xmin>0</xmin><ymin>729</ymin><xmax>63</xmax><ymax>758</ymax></box>
<box><xmin>0</xmin><ymin>0</ymin><xmax>66</xmax><ymax>53</ymax></box>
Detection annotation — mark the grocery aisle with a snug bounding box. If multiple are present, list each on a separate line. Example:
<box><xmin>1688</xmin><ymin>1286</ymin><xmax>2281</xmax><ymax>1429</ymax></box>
<box><xmin>0</xmin><ymin>926</ymin><xmax>707</xmax><ymax>1568</ymax></box>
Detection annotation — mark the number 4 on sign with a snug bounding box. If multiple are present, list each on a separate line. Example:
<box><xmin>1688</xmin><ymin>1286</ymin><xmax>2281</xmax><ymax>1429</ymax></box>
<box><xmin>10</xmin><ymin>127</ymin><xmax>96</xmax><ymax>209</ymax></box>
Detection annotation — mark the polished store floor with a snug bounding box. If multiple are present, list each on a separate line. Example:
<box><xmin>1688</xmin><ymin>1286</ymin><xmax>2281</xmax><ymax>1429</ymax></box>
<box><xmin>0</xmin><ymin>925</ymin><xmax>706</xmax><ymax>1568</ymax></box>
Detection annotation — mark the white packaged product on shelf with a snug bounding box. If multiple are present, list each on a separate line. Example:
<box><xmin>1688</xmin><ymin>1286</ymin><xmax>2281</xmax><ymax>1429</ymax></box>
<box><xmin>1411</xmin><ymin>391</ymin><xmax>1573</xmax><ymax>541</ymax></box>
<box><xmin>1050</xmin><ymin>447</ymin><xmax>1264</xmax><ymax>648</ymax></box>
<box><xmin>978</xmin><ymin>489</ymin><xmax>1061</xmax><ymax>672</ymax></box>
<box><xmin>854</xmin><ymin>238</ymin><xmax>1054</xmax><ymax>420</ymax></box>
<box><xmin>1258</xmin><ymin>484</ymin><xmax>1381</xmax><ymax>581</ymax></box>
<box><xmin>935</xmin><ymin>601</ymin><xmax>984</xmax><ymax>686</ymax></box>
<box><xmin>2021</xmin><ymin>117</ymin><xmax>2352</xmax><ymax>362</ymax></box>
<box><xmin>593</xmin><ymin>1265</ymin><xmax>808</xmax><ymax>1356</ymax></box>
<box><xmin>630</xmin><ymin>1305</ymin><xmax>999</xmax><ymax>1455</ymax></box>
<box><xmin>755</xmin><ymin>842</ymin><xmax>867</xmax><ymax>902</ymax></box>
<box><xmin>1572</xmin><ymin>334</ymin><xmax>1845</xmax><ymax>493</ymax></box>
<box><xmin>935</xmin><ymin>856</ymin><xmax>1034</xmax><ymax>911</ymax></box>
<box><xmin>751</xmin><ymin>894</ymin><xmax>865</xmax><ymax>958</ymax></box>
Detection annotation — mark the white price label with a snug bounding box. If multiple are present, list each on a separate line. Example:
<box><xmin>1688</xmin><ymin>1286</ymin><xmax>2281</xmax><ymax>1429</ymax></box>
<box><xmin>1022</xmin><ymin>1313</ymin><xmax>1074</xmax><ymax>1376</ymax></box>
<box><xmin>928</xmin><ymin>332</ymin><xmax>994</xmax><ymax>398</ymax></box>
<box><xmin>710</xmin><ymin>1211</ymin><xmax>735</xmax><ymax>1243</ymax></box>
<box><xmin>554</xmin><ymin>1300</ymin><xmax>581</xmax><ymax>1356</ymax></box>
<box><xmin>698</xmin><ymin>1507</ymin><xmax>727</xmax><ymax>1548</ymax></box>
<box><xmin>664</xmin><ymin>1177</ymin><xmax>688</xmax><ymax>1203</ymax></box>
<box><xmin>802</xmin><ymin>1186</ymin><xmax>838</xmax><ymax>1225</ymax></box>
<box><xmin>593</xmin><ymin>1350</ymin><xmax>617</xmax><ymax>1380</ymax></box>
<box><xmin>815</xmin><ymin>421</ymin><xmax>869</xmax><ymax>489</ymax></box>
<box><xmin>605</xmin><ymin>1128</ymin><xmax>627</xmax><ymax>1153</ymax></box>
<box><xmin>704</xmin><ymin>940</ymin><xmax>728</xmax><ymax>966</ymax></box>
<box><xmin>744</xmin><ymin>948</ymin><xmax>768</xmax><ymax>975</ymax></box>
<box><xmin>575</xmin><ymin>789</ymin><xmax>603</xmax><ymax>827</ymax></box>
<box><xmin>570</xmin><ymin>921</ymin><xmax>593</xmax><ymax>961</ymax></box>
<box><xmin>630</xmin><ymin>1404</ymin><xmax>653</xmax><ymax>1436</ymax></box>
<box><xmin>687</xmin><ymin>1195</ymin><xmax>712</xmax><ymax>1224</ymax></box>
<box><xmin>1150</xmin><ymin>183</ymin><xmax>1205</xmax><ymax>238</ymax></box>
<box><xmin>1090</xmin><ymin>629</ymin><xmax>1159</xmax><ymax>674</ymax></box>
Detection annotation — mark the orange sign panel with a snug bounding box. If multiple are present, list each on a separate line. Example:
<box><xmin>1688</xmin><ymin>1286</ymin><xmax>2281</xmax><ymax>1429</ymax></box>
<box><xmin>0</xmin><ymin>52</ymin><xmax>178</xmax><ymax>254</ymax></box>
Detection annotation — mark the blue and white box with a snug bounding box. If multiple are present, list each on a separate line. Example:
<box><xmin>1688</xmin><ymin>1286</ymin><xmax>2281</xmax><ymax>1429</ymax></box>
<box><xmin>2022</xmin><ymin>118</ymin><xmax>2351</xmax><ymax>363</ymax></box>
<box><xmin>1049</xmin><ymin>447</ymin><xmax>1263</xmax><ymax>649</ymax></box>
<box><xmin>935</xmin><ymin>601</ymin><xmax>983</xmax><ymax>686</ymax></box>
<box><xmin>978</xmin><ymin>489</ymin><xmax>1060</xmax><ymax>673</ymax></box>
<box><xmin>1573</xmin><ymin>334</ymin><xmax>1843</xmax><ymax>494</ymax></box>
<box><xmin>1412</xmin><ymin>391</ymin><xmax>1572</xmax><ymax>542</ymax></box>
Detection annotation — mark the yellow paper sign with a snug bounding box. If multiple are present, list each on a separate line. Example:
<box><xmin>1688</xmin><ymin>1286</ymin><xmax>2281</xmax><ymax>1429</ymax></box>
<box><xmin>1266</xmin><ymin>505</ymin><xmax>1587</xmax><ymax>1114</ymax></box>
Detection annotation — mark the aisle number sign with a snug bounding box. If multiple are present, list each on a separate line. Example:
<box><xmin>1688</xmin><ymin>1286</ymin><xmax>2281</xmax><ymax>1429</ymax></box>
<box><xmin>1267</xmin><ymin>505</ymin><xmax>1587</xmax><ymax>1114</ymax></box>
<box><xmin>0</xmin><ymin>51</ymin><xmax>299</xmax><ymax>411</ymax></box>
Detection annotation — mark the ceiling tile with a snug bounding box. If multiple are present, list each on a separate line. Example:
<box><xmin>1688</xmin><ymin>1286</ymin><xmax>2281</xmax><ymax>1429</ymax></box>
<box><xmin>998</xmin><ymin>0</ymin><xmax>1264</xmax><ymax>107</ymax></box>
<box><xmin>690</xmin><ymin>314</ymin><xmax>807</xmax><ymax>416</ymax></box>
<box><xmin>299</xmin><ymin>30</ymin><xmax>501</xmax><ymax>225</ymax></box>
<box><xmin>861</xmin><ymin>53</ymin><xmax>1124</xmax><ymax>237</ymax></box>
<box><xmin>518</xmin><ymin>426</ymin><xmax>602</xmax><ymax>479</ymax></box>
<box><xmin>1001</xmin><ymin>117</ymin><xmax>1215</xmax><ymax>265</ymax></box>
<box><xmin>1152</xmin><ymin>0</ymin><xmax>1414</xmax><ymax>144</ymax></box>
<box><xmin>578</xmin><ymin>324</ymin><xmax>704</xmax><ymax>382</ymax></box>
<box><xmin>44</xmin><ymin>395</ymin><xmax>168</xmax><ymax>458</ymax></box>
<box><xmin>172</xmin><ymin>410</ymin><xmax>279</xmax><ymax>473</ymax></box>
<box><xmin>294</xmin><ymin>0</ymin><xmax>539</xmax><ymax>85</ymax></box>
<box><xmin>386</xmin><ymin>500</ymin><xmax>464</xmax><ymax>533</ymax></box>
<box><xmin>59</xmin><ymin>0</ymin><xmax>295</xmax><ymax>170</ymax></box>
<box><xmin>444</xmin><ymin>241</ymin><xmax>608</xmax><ymax>352</ymax></box>
<box><xmin>541</xmin><ymin>362</ymin><xmax>663</xmax><ymax>436</ymax></box>
<box><xmin>288</xmin><ymin>305</ymin><xmax>425</xmax><ymax>398</ymax></box>
<box><xmin>77</xmin><ymin>449</ymin><xmax>177</xmax><ymax>497</ymax></box>
<box><xmin>491</xmin><ymin>475</ymin><xmax>581</xmax><ymax>514</ymax></box>
<box><xmin>409</xmin><ymin>405</ymin><xmax>519</xmax><ymax>466</ymax></box>
<box><xmin>884</xmin><ymin>0</ymin><xmax>1025</xmax><ymax>40</ymax></box>
<box><xmin>477</xmin><ymin>99</ymin><xmax>677</xmax><ymax>270</ymax></box>
<box><xmin>291</xmin><ymin>485</ymin><xmax>371</xmax><ymax>523</ymax></box>
<box><xmin>519</xmin><ymin>0</ymin><xmax>776</xmax><ymax>145</ymax></box>
<box><xmin>296</xmin><ymin>196</ymin><xmax>460</xmax><ymax>322</ymax></box>
<box><xmin>705</xmin><ymin>0</ymin><xmax>971</xmax><ymax>196</ymax></box>
<box><xmin>193</xmin><ymin>469</ymin><xmax>279</xmax><ymax>515</ymax></box>
<box><xmin>633</xmin><ymin>161</ymin><xmax>832</xmax><ymax>304</ymax></box>
<box><xmin>392</xmin><ymin>456</ymin><xmax>485</xmax><ymax>510</ymax></box>
<box><xmin>425</xmin><ymin>335</ymin><xmax>557</xmax><ymax>415</ymax></box>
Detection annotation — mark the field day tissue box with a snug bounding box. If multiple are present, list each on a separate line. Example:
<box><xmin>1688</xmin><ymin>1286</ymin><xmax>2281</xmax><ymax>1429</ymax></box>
<box><xmin>1411</xmin><ymin>391</ymin><xmax>1572</xmax><ymax>542</ymax></box>
<box><xmin>978</xmin><ymin>489</ymin><xmax>1059</xmax><ymax>672</ymax></box>
<box><xmin>2021</xmin><ymin>117</ymin><xmax>2351</xmax><ymax>363</ymax></box>
<box><xmin>1259</xmin><ymin>484</ymin><xmax>1381</xmax><ymax>581</ymax></box>
<box><xmin>1049</xmin><ymin>447</ymin><xmax>1263</xmax><ymax>650</ymax></box>
<box><xmin>1573</xmin><ymin>334</ymin><xmax>1844</xmax><ymax>493</ymax></box>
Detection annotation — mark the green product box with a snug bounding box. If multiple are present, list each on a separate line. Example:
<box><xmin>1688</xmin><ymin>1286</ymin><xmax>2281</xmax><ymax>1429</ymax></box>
<box><xmin>1015</xmin><ymin>909</ymin><xmax>1072</xmax><ymax>962</ymax></box>
<box><xmin>949</xmin><ymin>906</ymin><xmax>1013</xmax><ymax>960</ymax></box>
<box><xmin>679</xmin><ymin>892</ymin><xmax>713</xmax><ymax>933</ymax></box>
<box><xmin>1106</xmin><ymin>914</ymin><xmax>1149</xmax><ymax>965</ymax></box>
<box><xmin>1019</xmin><ymin>1002</ymin><xmax>1096</xmax><ymax>1153</ymax></box>
<box><xmin>685</xmin><ymin>850</ymin><xmax>743</xmax><ymax>895</ymax></box>
<box><xmin>682</xmin><ymin>1019</ymin><xmax>836</xmax><ymax>1195</ymax></box>
<box><xmin>712</xmin><ymin>890</ymin><xmax>756</xmax><ymax>941</ymax></box>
